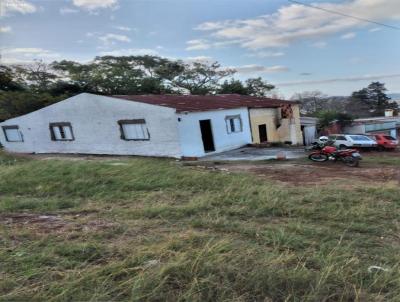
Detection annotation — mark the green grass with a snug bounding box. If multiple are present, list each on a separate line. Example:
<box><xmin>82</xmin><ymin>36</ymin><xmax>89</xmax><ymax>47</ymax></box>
<box><xmin>363</xmin><ymin>152</ymin><xmax>400</xmax><ymax>166</ymax></box>
<box><xmin>1</xmin><ymin>151</ymin><xmax>400</xmax><ymax>301</ymax></box>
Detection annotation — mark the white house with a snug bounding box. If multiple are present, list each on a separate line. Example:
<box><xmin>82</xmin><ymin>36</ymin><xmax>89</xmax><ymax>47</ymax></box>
<box><xmin>0</xmin><ymin>93</ymin><xmax>299</xmax><ymax>158</ymax></box>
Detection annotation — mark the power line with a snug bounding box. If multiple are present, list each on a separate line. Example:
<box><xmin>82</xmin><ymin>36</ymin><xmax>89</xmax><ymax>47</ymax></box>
<box><xmin>288</xmin><ymin>0</ymin><xmax>400</xmax><ymax>30</ymax></box>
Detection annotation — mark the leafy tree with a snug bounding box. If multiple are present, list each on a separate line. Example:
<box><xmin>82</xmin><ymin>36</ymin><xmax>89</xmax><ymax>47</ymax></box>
<box><xmin>170</xmin><ymin>61</ymin><xmax>235</xmax><ymax>94</ymax></box>
<box><xmin>0</xmin><ymin>91</ymin><xmax>67</xmax><ymax>121</ymax></box>
<box><xmin>0</xmin><ymin>55</ymin><xmax>279</xmax><ymax>121</ymax></box>
<box><xmin>244</xmin><ymin>77</ymin><xmax>275</xmax><ymax>97</ymax></box>
<box><xmin>348</xmin><ymin>82</ymin><xmax>398</xmax><ymax>117</ymax></box>
<box><xmin>218</xmin><ymin>79</ymin><xmax>248</xmax><ymax>95</ymax></box>
<box><xmin>14</xmin><ymin>61</ymin><xmax>58</xmax><ymax>92</ymax></box>
<box><xmin>316</xmin><ymin>110</ymin><xmax>353</xmax><ymax>131</ymax></box>
<box><xmin>0</xmin><ymin>65</ymin><xmax>26</xmax><ymax>91</ymax></box>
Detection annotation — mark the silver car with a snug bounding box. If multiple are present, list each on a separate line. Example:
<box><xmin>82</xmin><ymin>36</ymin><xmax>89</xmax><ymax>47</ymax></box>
<box><xmin>328</xmin><ymin>134</ymin><xmax>378</xmax><ymax>149</ymax></box>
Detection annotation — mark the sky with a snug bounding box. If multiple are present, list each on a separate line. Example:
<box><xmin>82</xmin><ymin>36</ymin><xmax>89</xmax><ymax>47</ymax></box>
<box><xmin>1</xmin><ymin>0</ymin><xmax>400</xmax><ymax>97</ymax></box>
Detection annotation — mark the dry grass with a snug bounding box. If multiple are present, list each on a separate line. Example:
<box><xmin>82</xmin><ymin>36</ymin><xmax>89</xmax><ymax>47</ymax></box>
<box><xmin>1</xmin><ymin>151</ymin><xmax>400</xmax><ymax>301</ymax></box>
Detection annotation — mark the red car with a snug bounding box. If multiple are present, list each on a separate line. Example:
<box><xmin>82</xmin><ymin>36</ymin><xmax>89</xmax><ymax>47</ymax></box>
<box><xmin>368</xmin><ymin>134</ymin><xmax>399</xmax><ymax>151</ymax></box>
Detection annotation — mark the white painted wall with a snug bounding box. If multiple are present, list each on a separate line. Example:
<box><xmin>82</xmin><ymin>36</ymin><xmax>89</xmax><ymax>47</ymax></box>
<box><xmin>0</xmin><ymin>93</ymin><xmax>182</xmax><ymax>158</ymax></box>
<box><xmin>177</xmin><ymin>108</ymin><xmax>252</xmax><ymax>157</ymax></box>
<box><xmin>303</xmin><ymin>125</ymin><xmax>317</xmax><ymax>145</ymax></box>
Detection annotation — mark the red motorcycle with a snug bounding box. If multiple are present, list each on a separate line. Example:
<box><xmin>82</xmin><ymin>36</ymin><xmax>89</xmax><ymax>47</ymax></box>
<box><xmin>308</xmin><ymin>142</ymin><xmax>362</xmax><ymax>167</ymax></box>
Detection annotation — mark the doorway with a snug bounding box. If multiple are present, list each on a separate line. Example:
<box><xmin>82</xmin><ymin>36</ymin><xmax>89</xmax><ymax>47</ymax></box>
<box><xmin>199</xmin><ymin>119</ymin><xmax>215</xmax><ymax>152</ymax></box>
<box><xmin>258</xmin><ymin>124</ymin><xmax>268</xmax><ymax>143</ymax></box>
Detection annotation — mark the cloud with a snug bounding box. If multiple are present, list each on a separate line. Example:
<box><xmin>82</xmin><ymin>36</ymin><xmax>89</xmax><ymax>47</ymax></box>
<box><xmin>113</xmin><ymin>26</ymin><xmax>133</xmax><ymax>32</ymax></box>
<box><xmin>277</xmin><ymin>73</ymin><xmax>400</xmax><ymax>86</ymax></box>
<box><xmin>60</xmin><ymin>7</ymin><xmax>79</xmax><ymax>15</ymax></box>
<box><xmin>186</xmin><ymin>39</ymin><xmax>211</xmax><ymax>51</ymax></box>
<box><xmin>0</xmin><ymin>0</ymin><xmax>36</xmax><ymax>16</ymax></box>
<box><xmin>0</xmin><ymin>26</ymin><xmax>12</xmax><ymax>33</ymax></box>
<box><xmin>192</xmin><ymin>0</ymin><xmax>400</xmax><ymax>50</ymax></box>
<box><xmin>341</xmin><ymin>32</ymin><xmax>356</xmax><ymax>39</ymax></box>
<box><xmin>0</xmin><ymin>48</ymin><xmax>60</xmax><ymax>64</ymax></box>
<box><xmin>186</xmin><ymin>56</ymin><xmax>213</xmax><ymax>62</ymax></box>
<box><xmin>246</xmin><ymin>51</ymin><xmax>285</xmax><ymax>58</ymax></box>
<box><xmin>369</xmin><ymin>27</ymin><xmax>382</xmax><ymax>32</ymax></box>
<box><xmin>99</xmin><ymin>48</ymin><xmax>159</xmax><ymax>56</ymax></box>
<box><xmin>99</xmin><ymin>33</ymin><xmax>131</xmax><ymax>45</ymax></box>
<box><xmin>72</xmin><ymin>0</ymin><xmax>118</xmax><ymax>11</ymax></box>
<box><xmin>234</xmin><ymin>64</ymin><xmax>289</xmax><ymax>74</ymax></box>
<box><xmin>185</xmin><ymin>39</ymin><xmax>242</xmax><ymax>51</ymax></box>
<box><xmin>311</xmin><ymin>41</ymin><xmax>327</xmax><ymax>48</ymax></box>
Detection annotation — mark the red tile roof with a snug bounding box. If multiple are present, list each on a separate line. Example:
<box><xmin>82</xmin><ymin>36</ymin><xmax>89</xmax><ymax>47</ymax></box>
<box><xmin>112</xmin><ymin>94</ymin><xmax>296</xmax><ymax>113</ymax></box>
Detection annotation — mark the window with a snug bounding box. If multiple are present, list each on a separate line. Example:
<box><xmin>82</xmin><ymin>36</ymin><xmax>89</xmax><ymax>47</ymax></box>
<box><xmin>348</xmin><ymin>135</ymin><xmax>372</xmax><ymax>141</ymax></box>
<box><xmin>2</xmin><ymin>125</ymin><xmax>23</xmax><ymax>142</ymax></box>
<box><xmin>50</xmin><ymin>122</ymin><xmax>74</xmax><ymax>141</ymax></box>
<box><xmin>336</xmin><ymin>136</ymin><xmax>347</xmax><ymax>141</ymax></box>
<box><xmin>225</xmin><ymin>115</ymin><xmax>242</xmax><ymax>134</ymax></box>
<box><xmin>118</xmin><ymin>119</ymin><xmax>150</xmax><ymax>140</ymax></box>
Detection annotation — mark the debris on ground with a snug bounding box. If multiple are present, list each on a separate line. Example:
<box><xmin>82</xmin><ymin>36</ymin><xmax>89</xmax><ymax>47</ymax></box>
<box><xmin>0</xmin><ymin>213</ymin><xmax>118</xmax><ymax>234</ymax></box>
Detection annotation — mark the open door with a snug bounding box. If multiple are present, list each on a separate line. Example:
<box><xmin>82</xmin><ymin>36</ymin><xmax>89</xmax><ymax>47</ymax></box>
<box><xmin>258</xmin><ymin>124</ymin><xmax>268</xmax><ymax>143</ymax></box>
<box><xmin>199</xmin><ymin>119</ymin><xmax>215</xmax><ymax>152</ymax></box>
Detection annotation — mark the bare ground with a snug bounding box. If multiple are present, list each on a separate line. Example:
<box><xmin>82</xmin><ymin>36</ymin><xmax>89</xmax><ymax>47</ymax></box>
<box><xmin>216</xmin><ymin>162</ymin><xmax>400</xmax><ymax>185</ymax></box>
<box><xmin>0</xmin><ymin>212</ymin><xmax>118</xmax><ymax>235</ymax></box>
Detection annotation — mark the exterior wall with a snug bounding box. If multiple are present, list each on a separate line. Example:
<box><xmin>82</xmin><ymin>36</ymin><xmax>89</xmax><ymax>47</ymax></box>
<box><xmin>249</xmin><ymin>104</ymin><xmax>303</xmax><ymax>145</ymax></box>
<box><xmin>0</xmin><ymin>93</ymin><xmax>182</xmax><ymax>158</ymax></box>
<box><xmin>250</xmin><ymin>108</ymin><xmax>280</xmax><ymax>143</ymax></box>
<box><xmin>344</xmin><ymin>124</ymin><xmax>365</xmax><ymax>134</ymax></box>
<box><xmin>345</xmin><ymin>123</ymin><xmax>398</xmax><ymax>138</ymax></box>
<box><xmin>290</xmin><ymin>105</ymin><xmax>304</xmax><ymax>144</ymax></box>
<box><xmin>177</xmin><ymin>108</ymin><xmax>252</xmax><ymax>157</ymax></box>
<box><xmin>302</xmin><ymin>125</ymin><xmax>317</xmax><ymax>145</ymax></box>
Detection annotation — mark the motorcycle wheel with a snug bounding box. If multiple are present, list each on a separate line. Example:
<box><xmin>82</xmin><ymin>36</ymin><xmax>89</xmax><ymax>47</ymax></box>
<box><xmin>343</xmin><ymin>156</ymin><xmax>359</xmax><ymax>167</ymax></box>
<box><xmin>308</xmin><ymin>153</ymin><xmax>329</xmax><ymax>162</ymax></box>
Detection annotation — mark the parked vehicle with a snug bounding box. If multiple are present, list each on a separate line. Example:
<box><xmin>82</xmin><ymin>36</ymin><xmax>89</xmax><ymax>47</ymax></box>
<box><xmin>367</xmin><ymin>134</ymin><xmax>399</xmax><ymax>151</ymax></box>
<box><xmin>308</xmin><ymin>141</ymin><xmax>362</xmax><ymax>167</ymax></box>
<box><xmin>328</xmin><ymin>134</ymin><xmax>377</xmax><ymax>149</ymax></box>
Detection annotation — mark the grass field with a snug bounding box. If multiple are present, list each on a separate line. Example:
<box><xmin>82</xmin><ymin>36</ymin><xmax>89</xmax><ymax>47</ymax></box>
<box><xmin>1</xmin><ymin>151</ymin><xmax>400</xmax><ymax>301</ymax></box>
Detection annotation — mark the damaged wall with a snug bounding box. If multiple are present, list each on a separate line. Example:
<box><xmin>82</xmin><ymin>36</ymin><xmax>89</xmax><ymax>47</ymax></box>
<box><xmin>249</xmin><ymin>104</ymin><xmax>303</xmax><ymax>145</ymax></box>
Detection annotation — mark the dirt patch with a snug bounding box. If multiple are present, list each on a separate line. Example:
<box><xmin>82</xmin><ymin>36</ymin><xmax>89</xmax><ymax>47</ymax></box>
<box><xmin>0</xmin><ymin>213</ymin><xmax>118</xmax><ymax>234</ymax></box>
<box><xmin>214</xmin><ymin>162</ymin><xmax>400</xmax><ymax>186</ymax></box>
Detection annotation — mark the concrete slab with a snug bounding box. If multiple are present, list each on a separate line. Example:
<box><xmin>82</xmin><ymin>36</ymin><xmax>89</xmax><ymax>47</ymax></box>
<box><xmin>200</xmin><ymin>146</ymin><xmax>307</xmax><ymax>161</ymax></box>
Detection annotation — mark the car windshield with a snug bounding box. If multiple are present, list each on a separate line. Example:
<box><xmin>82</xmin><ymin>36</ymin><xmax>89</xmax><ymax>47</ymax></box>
<box><xmin>349</xmin><ymin>135</ymin><xmax>373</xmax><ymax>141</ymax></box>
<box><xmin>384</xmin><ymin>135</ymin><xmax>396</xmax><ymax>141</ymax></box>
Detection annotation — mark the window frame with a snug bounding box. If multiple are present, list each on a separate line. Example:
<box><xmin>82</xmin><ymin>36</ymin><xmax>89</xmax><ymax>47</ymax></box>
<box><xmin>2</xmin><ymin>125</ymin><xmax>24</xmax><ymax>142</ymax></box>
<box><xmin>225</xmin><ymin>115</ymin><xmax>243</xmax><ymax>134</ymax></box>
<box><xmin>49</xmin><ymin>122</ymin><xmax>75</xmax><ymax>141</ymax></box>
<box><xmin>118</xmin><ymin>119</ymin><xmax>150</xmax><ymax>141</ymax></box>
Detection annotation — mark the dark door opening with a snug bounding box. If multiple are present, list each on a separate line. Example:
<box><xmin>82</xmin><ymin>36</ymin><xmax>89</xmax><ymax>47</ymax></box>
<box><xmin>199</xmin><ymin>119</ymin><xmax>215</xmax><ymax>152</ymax></box>
<box><xmin>258</xmin><ymin>124</ymin><xmax>268</xmax><ymax>143</ymax></box>
<box><xmin>301</xmin><ymin>125</ymin><xmax>306</xmax><ymax>146</ymax></box>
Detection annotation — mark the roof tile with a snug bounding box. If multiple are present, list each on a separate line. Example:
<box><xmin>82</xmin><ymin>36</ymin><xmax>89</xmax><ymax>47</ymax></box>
<box><xmin>112</xmin><ymin>94</ymin><xmax>296</xmax><ymax>112</ymax></box>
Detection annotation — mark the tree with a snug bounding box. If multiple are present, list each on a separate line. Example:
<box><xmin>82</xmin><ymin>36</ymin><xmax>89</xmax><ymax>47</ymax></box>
<box><xmin>170</xmin><ymin>61</ymin><xmax>235</xmax><ymax>94</ymax></box>
<box><xmin>15</xmin><ymin>60</ymin><xmax>58</xmax><ymax>92</ymax></box>
<box><xmin>347</xmin><ymin>82</ymin><xmax>398</xmax><ymax>117</ymax></box>
<box><xmin>0</xmin><ymin>91</ymin><xmax>67</xmax><ymax>121</ymax></box>
<box><xmin>292</xmin><ymin>91</ymin><xmax>327</xmax><ymax>115</ymax></box>
<box><xmin>316</xmin><ymin>110</ymin><xmax>353</xmax><ymax>131</ymax></box>
<box><xmin>0</xmin><ymin>65</ymin><xmax>26</xmax><ymax>91</ymax></box>
<box><xmin>245</xmin><ymin>77</ymin><xmax>275</xmax><ymax>97</ymax></box>
<box><xmin>218</xmin><ymin>79</ymin><xmax>248</xmax><ymax>95</ymax></box>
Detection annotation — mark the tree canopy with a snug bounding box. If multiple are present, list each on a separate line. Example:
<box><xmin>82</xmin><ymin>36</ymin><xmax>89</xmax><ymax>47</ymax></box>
<box><xmin>0</xmin><ymin>56</ymin><xmax>278</xmax><ymax>121</ymax></box>
<box><xmin>347</xmin><ymin>82</ymin><xmax>398</xmax><ymax>117</ymax></box>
